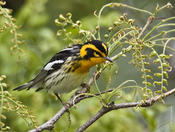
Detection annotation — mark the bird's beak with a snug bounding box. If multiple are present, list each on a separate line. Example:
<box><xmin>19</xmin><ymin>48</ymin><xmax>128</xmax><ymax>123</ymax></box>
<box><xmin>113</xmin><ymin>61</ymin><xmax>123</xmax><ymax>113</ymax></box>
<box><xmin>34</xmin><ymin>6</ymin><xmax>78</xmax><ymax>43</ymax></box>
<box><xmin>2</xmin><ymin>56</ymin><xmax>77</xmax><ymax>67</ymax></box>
<box><xmin>105</xmin><ymin>56</ymin><xmax>113</xmax><ymax>62</ymax></box>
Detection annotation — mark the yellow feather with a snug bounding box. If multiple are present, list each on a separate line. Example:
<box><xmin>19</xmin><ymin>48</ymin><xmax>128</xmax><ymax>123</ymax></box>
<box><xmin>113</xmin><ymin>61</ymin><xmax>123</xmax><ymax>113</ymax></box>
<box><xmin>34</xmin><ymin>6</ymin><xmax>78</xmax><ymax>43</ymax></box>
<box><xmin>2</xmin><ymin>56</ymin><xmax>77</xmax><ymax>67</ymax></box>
<box><xmin>75</xmin><ymin>57</ymin><xmax>106</xmax><ymax>73</ymax></box>
<box><xmin>102</xmin><ymin>43</ymin><xmax>107</xmax><ymax>53</ymax></box>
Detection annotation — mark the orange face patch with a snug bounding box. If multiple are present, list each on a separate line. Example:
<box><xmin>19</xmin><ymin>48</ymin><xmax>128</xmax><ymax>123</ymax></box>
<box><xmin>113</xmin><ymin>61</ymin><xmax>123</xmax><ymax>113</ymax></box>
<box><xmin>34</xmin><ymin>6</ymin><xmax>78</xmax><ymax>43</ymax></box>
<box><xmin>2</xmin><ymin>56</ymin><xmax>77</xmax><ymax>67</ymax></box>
<box><xmin>74</xmin><ymin>57</ymin><xmax>106</xmax><ymax>73</ymax></box>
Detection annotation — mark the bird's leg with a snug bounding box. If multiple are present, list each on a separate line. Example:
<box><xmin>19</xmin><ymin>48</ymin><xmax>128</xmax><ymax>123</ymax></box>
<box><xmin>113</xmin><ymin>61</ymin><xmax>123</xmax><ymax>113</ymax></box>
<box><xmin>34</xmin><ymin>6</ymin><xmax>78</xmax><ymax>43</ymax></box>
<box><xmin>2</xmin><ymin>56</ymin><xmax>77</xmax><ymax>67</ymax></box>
<box><xmin>54</xmin><ymin>93</ymin><xmax>69</xmax><ymax>111</ymax></box>
<box><xmin>54</xmin><ymin>93</ymin><xmax>64</xmax><ymax>104</ymax></box>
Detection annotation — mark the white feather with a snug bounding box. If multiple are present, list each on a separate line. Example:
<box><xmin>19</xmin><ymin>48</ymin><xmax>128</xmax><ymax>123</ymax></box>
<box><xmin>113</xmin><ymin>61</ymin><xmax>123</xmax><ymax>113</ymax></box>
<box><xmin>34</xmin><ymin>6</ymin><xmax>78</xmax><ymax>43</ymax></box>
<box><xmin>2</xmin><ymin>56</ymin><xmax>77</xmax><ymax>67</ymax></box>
<box><xmin>44</xmin><ymin>60</ymin><xmax>64</xmax><ymax>70</ymax></box>
<box><xmin>60</xmin><ymin>47</ymin><xmax>73</xmax><ymax>52</ymax></box>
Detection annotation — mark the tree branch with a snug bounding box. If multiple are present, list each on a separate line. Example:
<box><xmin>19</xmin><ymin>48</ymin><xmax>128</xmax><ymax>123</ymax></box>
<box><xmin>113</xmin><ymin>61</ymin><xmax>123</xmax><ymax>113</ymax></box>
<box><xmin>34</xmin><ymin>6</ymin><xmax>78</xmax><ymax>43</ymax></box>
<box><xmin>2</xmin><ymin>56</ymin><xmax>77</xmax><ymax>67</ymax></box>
<box><xmin>76</xmin><ymin>88</ymin><xmax>175</xmax><ymax>132</ymax></box>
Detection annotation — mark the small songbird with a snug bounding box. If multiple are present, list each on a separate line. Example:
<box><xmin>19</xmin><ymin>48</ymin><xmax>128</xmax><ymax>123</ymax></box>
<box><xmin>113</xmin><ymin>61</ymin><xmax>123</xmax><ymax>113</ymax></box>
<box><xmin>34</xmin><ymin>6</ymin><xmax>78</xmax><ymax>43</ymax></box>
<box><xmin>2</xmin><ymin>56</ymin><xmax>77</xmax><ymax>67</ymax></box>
<box><xmin>14</xmin><ymin>40</ymin><xmax>112</xmax><ymax>101</ymax></box>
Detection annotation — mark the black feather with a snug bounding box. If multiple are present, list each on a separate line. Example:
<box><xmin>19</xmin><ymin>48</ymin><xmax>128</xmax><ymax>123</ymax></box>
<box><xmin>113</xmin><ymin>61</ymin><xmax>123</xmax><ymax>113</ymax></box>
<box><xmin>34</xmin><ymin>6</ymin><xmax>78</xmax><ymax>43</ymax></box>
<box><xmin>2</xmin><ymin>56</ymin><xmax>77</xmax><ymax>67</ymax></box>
<box><xmin>13</xmin><ymin>81</ymin><xmax>33</xmax><ymax>91</ymax></box>
<box><xmin>44</xmin><ymin>45</ymin><xmax>81</xmax><ymax>74</ymax></box>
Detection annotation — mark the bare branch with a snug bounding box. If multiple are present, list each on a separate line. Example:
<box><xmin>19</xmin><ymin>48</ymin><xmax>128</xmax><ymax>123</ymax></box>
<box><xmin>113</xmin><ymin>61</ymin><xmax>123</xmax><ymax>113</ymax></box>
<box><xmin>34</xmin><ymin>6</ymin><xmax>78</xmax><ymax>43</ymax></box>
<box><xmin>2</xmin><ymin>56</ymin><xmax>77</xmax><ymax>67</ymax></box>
<box><xmin>76</xmin><ymin>88</ymin><xmax>175</xmax><ymax>132</ymax></box>
<box><xmin>138</xmin><ymin>16</ymin><xmax>154</xmax><ymax>39</ymax></box>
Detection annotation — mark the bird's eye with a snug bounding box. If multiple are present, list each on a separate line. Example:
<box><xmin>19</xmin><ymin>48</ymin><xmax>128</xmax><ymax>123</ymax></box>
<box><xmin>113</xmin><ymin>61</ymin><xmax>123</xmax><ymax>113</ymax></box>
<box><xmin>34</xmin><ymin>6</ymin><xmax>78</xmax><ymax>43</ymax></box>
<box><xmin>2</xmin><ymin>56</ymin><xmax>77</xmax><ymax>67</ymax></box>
<box><xmin>93</xmin><ymin>52</ymin><xmax>100</xmax><ymax>57</ymax></box>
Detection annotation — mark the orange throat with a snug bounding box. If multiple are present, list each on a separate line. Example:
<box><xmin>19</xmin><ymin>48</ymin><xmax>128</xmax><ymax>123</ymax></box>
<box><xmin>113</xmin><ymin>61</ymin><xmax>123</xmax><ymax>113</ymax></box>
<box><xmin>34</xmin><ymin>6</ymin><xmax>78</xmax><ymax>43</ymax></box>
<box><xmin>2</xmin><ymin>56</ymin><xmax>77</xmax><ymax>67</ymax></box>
<box><xmin>75</xmin><ymin>58</ymin><xmax>106</xmax><ymax>73</ymax></box>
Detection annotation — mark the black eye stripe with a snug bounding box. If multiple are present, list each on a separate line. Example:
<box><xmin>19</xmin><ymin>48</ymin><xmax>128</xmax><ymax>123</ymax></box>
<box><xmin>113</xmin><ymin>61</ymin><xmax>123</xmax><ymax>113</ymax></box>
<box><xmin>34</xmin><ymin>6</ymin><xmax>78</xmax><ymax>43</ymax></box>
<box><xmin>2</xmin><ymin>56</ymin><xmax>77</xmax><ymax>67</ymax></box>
<box><xmin>85</xmin><ymin>48</ymin><xmax>104</xmax><ymax>59</ymax></box>
<box><xmin>85</xmin><ymin>48</ymin><xmax>93</xmax><ymax>53</ymax></box>
<box><xmin>94</xmin><ymin>51</ymin><xmax>103</xmax><ymax>57</ymax></box>
<box><xmin>85</xmin><ymin>48</ymin><xmax>103</xmax><ymax>56</ymax></box>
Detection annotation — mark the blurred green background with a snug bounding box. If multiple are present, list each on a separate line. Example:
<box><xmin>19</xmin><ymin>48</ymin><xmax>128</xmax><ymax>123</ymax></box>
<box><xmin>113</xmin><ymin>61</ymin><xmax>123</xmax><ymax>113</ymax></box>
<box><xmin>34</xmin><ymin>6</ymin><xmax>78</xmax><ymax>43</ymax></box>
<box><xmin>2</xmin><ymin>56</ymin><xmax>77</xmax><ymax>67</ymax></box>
<box><xmin>0</xmin><ymin>0</ymin><xmax>175</xmax><ymax>132</ymax></box>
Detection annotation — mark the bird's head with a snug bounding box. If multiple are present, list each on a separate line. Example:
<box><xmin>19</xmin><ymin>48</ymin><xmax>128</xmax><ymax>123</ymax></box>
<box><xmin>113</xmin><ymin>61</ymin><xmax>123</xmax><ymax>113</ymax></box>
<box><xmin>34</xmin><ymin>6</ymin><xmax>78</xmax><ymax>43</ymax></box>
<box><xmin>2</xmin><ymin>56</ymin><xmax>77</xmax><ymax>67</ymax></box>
<box><xmin>74</xmin><ymin>40</ymin><xmax>112</xmax><ymax>73</ymax></box>
<box><xmin>80</xmin><ymin>40</ymin><xmax>112</xmax><ymax>63</ymax></box>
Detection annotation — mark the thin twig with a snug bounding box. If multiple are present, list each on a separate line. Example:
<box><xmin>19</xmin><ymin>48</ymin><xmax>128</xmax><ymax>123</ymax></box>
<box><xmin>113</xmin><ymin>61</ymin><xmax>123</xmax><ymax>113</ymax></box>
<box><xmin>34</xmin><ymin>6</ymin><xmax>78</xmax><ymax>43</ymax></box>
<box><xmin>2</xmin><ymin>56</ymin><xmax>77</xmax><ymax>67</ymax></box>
<box><xmin>138</xmin><ymin>16</ymin><xmax>154</xmax><ymax>39</ymax></box>
<box><xmin>76</xmin><ymin>88</ymin><xmax>175</xmax><ymax>132</ymax></box>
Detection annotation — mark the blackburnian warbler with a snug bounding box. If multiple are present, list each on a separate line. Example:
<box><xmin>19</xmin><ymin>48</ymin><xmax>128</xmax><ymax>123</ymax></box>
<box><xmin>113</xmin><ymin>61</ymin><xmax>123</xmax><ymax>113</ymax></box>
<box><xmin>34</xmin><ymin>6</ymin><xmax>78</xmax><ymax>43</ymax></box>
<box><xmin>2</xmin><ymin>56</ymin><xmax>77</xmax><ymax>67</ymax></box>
<box><xmin>14</xmin><ymin>40</ymin><xmax>112</xmax><ymax>101</ymax></box>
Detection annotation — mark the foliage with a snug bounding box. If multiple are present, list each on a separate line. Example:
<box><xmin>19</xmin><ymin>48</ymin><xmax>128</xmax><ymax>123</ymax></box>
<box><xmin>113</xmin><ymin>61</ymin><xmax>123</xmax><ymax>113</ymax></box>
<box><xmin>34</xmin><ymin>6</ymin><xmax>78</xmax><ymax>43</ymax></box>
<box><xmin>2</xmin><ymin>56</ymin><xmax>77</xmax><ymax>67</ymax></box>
<box><xmin>0</xmin><ymin>1</ymin><xmax>37</xmax><ymax>131</ymax></box>
<box><xmin>0</xmin><ymin>0</ymin><xmax>175</xmax><ymax>132</ymax></box>
<box><xmin>0</xmin><ymin>1</ymin><xmax>23</xmax><ymax>56</ymax></box>
<box><xmin>0</xmin><ymin>75</ymin><xmax>37</xmax><ymax>131</ymax></box>
<box><xmin>0</xmin><ymin>75</ymin><xmax>38</xmax><ymax>131</ymax></box>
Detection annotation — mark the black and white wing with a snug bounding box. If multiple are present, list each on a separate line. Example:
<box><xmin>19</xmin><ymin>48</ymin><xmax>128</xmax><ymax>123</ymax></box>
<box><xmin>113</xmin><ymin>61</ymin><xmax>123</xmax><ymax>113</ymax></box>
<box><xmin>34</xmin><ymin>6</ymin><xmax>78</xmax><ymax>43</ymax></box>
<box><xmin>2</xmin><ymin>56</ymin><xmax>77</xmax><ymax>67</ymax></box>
<box><xmin>43</xmin><ymin>44</ymin><xmax>81</xmax><ymax>73</ymax></box>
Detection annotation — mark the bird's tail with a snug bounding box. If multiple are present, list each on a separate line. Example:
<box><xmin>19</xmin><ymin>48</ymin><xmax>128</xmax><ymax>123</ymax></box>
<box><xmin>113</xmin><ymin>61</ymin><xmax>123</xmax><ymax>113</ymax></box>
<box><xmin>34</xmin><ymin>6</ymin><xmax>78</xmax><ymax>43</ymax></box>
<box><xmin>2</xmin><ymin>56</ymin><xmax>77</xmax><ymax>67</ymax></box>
<box><xmin>14</xmin><ymin>70</ymin><xmax>47</xmax><ymax>91</ymax></box>
<box><xmin>13</xmin><ymin>81</ymin><xmax>34</xmax><ymax>91</ymax></box>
